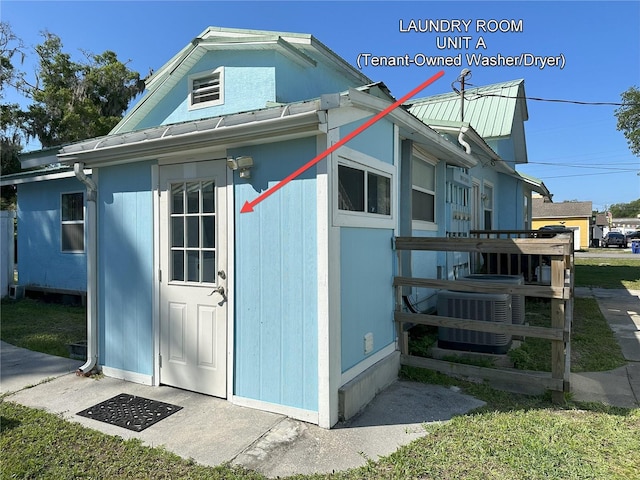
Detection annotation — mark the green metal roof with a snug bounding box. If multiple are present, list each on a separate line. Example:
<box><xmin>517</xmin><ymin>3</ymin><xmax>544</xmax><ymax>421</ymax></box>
<box><xmin>407</xmin><ymin>79</ymin><xmax>527</xmax><ymax>139</ymax></box>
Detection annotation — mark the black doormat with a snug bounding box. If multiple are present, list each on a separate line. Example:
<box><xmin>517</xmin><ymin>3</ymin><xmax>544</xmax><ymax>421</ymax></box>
<box><xmin>77</xmin><ymin>393</ymin><xmax>183</xmax><ymax>432</ymax></box>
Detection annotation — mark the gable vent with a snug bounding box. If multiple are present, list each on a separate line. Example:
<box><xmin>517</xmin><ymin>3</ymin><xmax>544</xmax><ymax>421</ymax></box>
<box><xmin>192</xmin><ymin>74</ymin><xmax>221</xmax><ymax>104</ymax></box>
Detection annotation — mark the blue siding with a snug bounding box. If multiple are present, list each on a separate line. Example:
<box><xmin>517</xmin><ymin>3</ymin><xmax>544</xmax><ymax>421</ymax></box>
<box><xmin>497</xmin><ymin>174</ymin><xmax>524</xmax><ymax>230</ymax></box>
<box><xmin>340</xmin><ymin>227</ymin><xmax>395</xmax><ymax>372</ymax></box>
<box><xmin>98</xmin><ymin>162</ymin><xmax>154</xmax><ymax>376</ymax></box>
<box><xmin>137</xmin><ymin>48</ymin><xmax>367</xmax><ymax>131</ymax></box>
<box><xmin>233</xmin><ymin>138</ymin><xmax>318</xmax><ymax>412</ymax></box>
<box><xmin>17</xmin><ymin>178</ymin><xmax>87</xmax><ymax>291</ymax></box>
<box><xmin>340</xmin><ymin>117</ymin><xmax>394</xmax><ymax>164</ymax></box>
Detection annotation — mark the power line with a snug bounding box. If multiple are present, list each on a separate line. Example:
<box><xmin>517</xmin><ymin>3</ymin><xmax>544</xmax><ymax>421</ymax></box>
<box><xmin>541</xmin><ymin>170</ymin><xmax>640</xmax><ymax>179</ymax></box>
<box><xmin>469</xmin><ymin>92</ymin><xmax>638</xmax><ymax>107</ymax></box>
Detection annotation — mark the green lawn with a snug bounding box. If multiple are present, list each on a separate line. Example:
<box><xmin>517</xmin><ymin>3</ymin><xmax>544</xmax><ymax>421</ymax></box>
<box><xmin>0</xmin><ymin>298</ymin><xmax>86</xmax><ymax>358</ymax></box>
<box><xmin>575</xmin><ymin>256</ymin><xmax>640</xmax><ymax>290</ymax></box>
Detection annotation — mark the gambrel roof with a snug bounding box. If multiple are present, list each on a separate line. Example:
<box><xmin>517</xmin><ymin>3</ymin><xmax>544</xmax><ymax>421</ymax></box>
<box><xmin>111</xmin><ymin>26</ymin><xmax>372</xmax><ymax>135</ymax></box>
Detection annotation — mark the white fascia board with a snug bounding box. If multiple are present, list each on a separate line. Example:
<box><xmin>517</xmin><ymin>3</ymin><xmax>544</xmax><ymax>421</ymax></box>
<box><xmin>0</xmin><ymin>169</ymin><xmax>91</xmax><ymax>186</ymax></box>
<box><xmin>58</xmin><ymin>111</ymin><xmax>324</xmax><ymax>167</ymax></box>
<box><xmin>346</xmin><ymin>88</ymin><xmax>476</xmax><ymax>168</ymax></box>
<box><xmin>20</xmin><ymin>151</ymin><xmax>60</xmax><ymax>170</ymax></box>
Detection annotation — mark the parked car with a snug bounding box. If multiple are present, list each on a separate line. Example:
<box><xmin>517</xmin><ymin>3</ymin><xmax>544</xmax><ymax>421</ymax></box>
<box><xmin>603</xmin><ymin>231</ymin><xmax>627</xmax><ymax>248</ymax></box>
<box><xmin>625</xmin><ymin>230</ymin><xmax>640</xmax><ymax>240</ymax></box>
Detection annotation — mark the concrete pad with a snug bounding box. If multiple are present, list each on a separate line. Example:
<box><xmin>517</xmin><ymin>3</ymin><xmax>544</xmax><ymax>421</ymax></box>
<box><xmin>0</xmin><ymin>340</ymin><xmax>83</xmax><ymax>394</ymax></box>
<box><xmin>7</xmin><ymin>373</ymin><xmax>285</xmax><ymax>467</ymax></box>
<box><xmin>234</xmin><ymin>379</ymin><xmax>485</xmax><ymax>478</ymax></box>
<box><xmin>5</xmin><ymin>369</ymin><xmax>485</xmax><ymax>478</ymax></box>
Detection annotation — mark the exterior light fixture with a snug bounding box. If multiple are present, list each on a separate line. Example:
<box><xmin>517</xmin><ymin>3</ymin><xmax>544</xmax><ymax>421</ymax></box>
<box><xmin>226</xmin><ymin>156</ymin><xmax>254</xmax><ymax>179</ymax></box>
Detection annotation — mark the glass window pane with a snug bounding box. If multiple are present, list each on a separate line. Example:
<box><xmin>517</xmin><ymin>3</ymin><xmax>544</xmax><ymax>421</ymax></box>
<box><xmin>367</xmin><ymin>173</ymin><xmax>390</xmax><ymax>215</ymax></box>
<box><xmin>484</xmin><ymin>186</ymin><xmax>493</xmax><ymax>209</ymax></box>
<box><xmin>412</xmin><ymin>190</ymin><xmax>435</xmax><ymax>222</ymax></box>
<box><xmin>338</xmin><ymin>165</ymin><xmax>364</xmax><ymax>212</ymax></box>
<box><xmin>171</xmin><ymin>184</ymin><xmax>184</xmax><ymax>214</ymax></box>
<box><xmin>412</xmin><ymin>158</ymin><xmax>435</xmax><ymax>191</ymax></box>
<box><xmin>172</xmin><ymin>250</ymin><xmax>184</xmax><ymax>281</ymax></box>
<box><xmin>171</xmin><ymin>217</ymin><xmax>184</xmax><ymax>248</ymax></box>
<box><xmin>62</xmin><ymin>223</ymin><xmax>84</xmax><ymax>251</ymax></box>
<box><xmin>202</xmin><ymin>251</ymin><xmax>215</xmax><ymax>283</ymax></box>
<box><xmin>187</xmin><ymin>182</ymin><xmax>200</xmax><ymax>214</ymax></box>
<box><xmin>187</xmin><ymin>251</ymin><xmax>199</xmax><ymax>282</ymax></box>
<box><xmin>186</xmin><ymin>216</ymin><xmax>199</xmax><ymax>248</ymax></box>
<box><xmin>202</xmin><ymin>216</ymin><xmax>215</xmax><ymax>249</ymax></box>
<box><xmin>62</xmin><ymin>193</ymin><xmax>84</xmax><ymax>221</ymax></box>
<box><xmin>202</xmin><ymin>181</ymin><xmax>215</xmax><ymax>213</ymax></box>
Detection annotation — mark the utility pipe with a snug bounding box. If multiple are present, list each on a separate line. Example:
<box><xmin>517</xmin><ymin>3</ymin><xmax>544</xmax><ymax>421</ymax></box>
<box><xmin>74</xmin><ymin>162</ymin><xmax>98</xmax><ymax>375</ymax></box>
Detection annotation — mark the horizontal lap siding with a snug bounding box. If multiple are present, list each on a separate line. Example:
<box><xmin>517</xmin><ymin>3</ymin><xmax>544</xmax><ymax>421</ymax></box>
<box><xmin>233</xmin><ymin>138</ymin><xmax>318</xmax><ymax>412</ymax></box>
<box><xmin>98</xmin><ymin>162</ymin><xmax>154</xmax><ymax>376</ymax></box>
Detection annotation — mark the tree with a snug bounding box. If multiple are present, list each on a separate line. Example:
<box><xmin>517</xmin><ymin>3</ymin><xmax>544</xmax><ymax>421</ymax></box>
<box><xmin>609</xmin><ymin>199</ymin><xmax>640</xmax><ymax>218</ymax></box>
<box><xmin>0</xmin><ymin>22</ymin><xmax>27</xmax><ymax>208</ymax></box>
<box><xmin>24</xmin><ymin>31</ymin><xmax>145</xmax><ymax>148</ymax></box>
<box><xmin>615</xmin><ymin>86</ymin><xmax>640</xmax><ymax>156</ymax></box>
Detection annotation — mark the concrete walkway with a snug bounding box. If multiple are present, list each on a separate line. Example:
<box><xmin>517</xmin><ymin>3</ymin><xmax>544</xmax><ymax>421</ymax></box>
<box><xmin>0</xmin><ymin>341</ymin><xmax>484</xmax><ymax>478</ymax></box>
<box><xmin>572</xmin><ymin>288</ymin><xmax>640</xmax><ymax>408</ymax></box>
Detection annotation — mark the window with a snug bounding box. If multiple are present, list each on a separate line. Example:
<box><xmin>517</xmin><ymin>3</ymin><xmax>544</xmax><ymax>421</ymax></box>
<box><xmin>412</xmin><ymin>156</ymin><xmax>436</xmax><ymax>223</ymax></box>
<box><xmin>170</xmin><ymin>181</ymin><xmax>216</xmax><ymax>283</ymax></box>
<box><xmin>483</xmin><ymin>183</ymin><xmax>493</xmax><ymax>229</ymax></box>
<box><xmin>61</xmin><ymin>192</ymin><xmax>84</xmax><ymax>252</ymax></box>
<box><xmin>338</xmin><ymin>165</ymin><xmax>390</xmax><ymax>215</ymax></box>
<box><xmin>189</xmin><ymin>68</ymin><xmax>224</xmax><ymax>109</ymax></box>
<box><xmin>334</xmin><ymin>147</ymin><xmax>395</xmax><ymax>228</ymax></box>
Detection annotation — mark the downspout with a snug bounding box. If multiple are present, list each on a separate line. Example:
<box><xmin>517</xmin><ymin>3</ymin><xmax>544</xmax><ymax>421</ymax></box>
<box><xmin>458</xmin><ymin>127</ymin><xmax>472</xmax><ymax>155</ymax></box>
<box><xmin>74</xmin><ymin>162</ymin><xmax>98</xmax><ymax>375</ymax></box>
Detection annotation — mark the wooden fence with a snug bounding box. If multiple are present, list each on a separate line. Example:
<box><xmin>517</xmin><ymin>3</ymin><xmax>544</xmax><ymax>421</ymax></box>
<box><xmin>394</xmin><ymin>233</ymin><xmax>574</xmax><ymax>403</ymax></box>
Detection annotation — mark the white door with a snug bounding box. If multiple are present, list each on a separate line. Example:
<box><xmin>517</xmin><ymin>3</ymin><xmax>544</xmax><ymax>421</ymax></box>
<box><xmin>159</xmin><ymin>160</ymin><xmax>228</xmax><ymax>397</ymax></box>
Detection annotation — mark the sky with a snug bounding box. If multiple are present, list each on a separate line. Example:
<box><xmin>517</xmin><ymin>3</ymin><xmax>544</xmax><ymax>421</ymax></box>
<box><xmin>2</xmin><ymin>0</ymin><xmax>639</xmax><ymax>211</ymax></box>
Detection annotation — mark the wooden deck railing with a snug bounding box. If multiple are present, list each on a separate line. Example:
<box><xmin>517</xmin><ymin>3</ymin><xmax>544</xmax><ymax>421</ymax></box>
<box><xmin>394</xmin><ymin>233</ymin><xmax>574</xmax><ymax>403</ymax></box>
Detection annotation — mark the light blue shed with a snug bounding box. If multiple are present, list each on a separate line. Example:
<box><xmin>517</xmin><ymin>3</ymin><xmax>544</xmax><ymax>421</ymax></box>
<box><xmin>10</xmin><ymin>27</ymin><xmax>542</xmax><ymax>427</ymax></box>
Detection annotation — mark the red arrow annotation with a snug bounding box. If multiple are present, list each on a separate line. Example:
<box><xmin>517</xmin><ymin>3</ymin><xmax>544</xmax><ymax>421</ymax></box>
<box><xmin>240</xmin><ymin>69</ymin><xmax>445</xmax><ymax>214</ymax></box>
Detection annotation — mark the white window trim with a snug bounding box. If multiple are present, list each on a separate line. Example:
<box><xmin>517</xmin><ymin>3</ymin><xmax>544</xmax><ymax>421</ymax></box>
<box><xmin>411</xmin><ymin>149</ymin><xmax>438</xmax><ymax>231</ymax></box>
<box><xmin>60</xmin><ymin>191</ymin><xmax>85</xmax><ymax>254</ymax></box>
<box><xmin>332</xmin><ymin>146</ymin><xmax>396</xmax><ymax>229</ymax></box>
<box><xmin>188</xmin><ymin>67</ymin><xmax>224</xmax><ymax>110</ymax></box>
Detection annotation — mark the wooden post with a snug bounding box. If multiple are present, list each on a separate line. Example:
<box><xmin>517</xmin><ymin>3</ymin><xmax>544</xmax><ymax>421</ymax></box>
<box><xmin>395</xmin><ymin>248</ymin><xmax>407</xmax><ymax>355</ymax></box>
<box><xmin>551</xmin><ymin>256</ymin><xmax>566</xmax><ymax>403</ymax></box>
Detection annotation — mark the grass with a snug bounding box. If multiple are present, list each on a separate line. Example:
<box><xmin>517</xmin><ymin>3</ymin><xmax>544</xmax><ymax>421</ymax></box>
<box><xmin>0</xmin><ymin>298</ymin><xmax>86</xmax><ymax>358</ymax></box>
<box><xmin>2</xmin><ymin>376</ymin><xmax>639</xmax><ymax>479</ymax></box>
<box><xmin>575</xmin><ymin>256</ymin><xmax>640</xmax><ymax>290</ymax></box>
<box><xmin>508</xmin><ymin>298</ymin><xmax>627</xmax><ymax>372</ymax></box>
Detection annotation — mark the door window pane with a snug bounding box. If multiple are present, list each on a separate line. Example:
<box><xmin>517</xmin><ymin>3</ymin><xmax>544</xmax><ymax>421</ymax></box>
<box><xmin>202</xmin><ymin>216</ymin><xmax>215</xmax><ymax>249</ymax></box>
<box><xmin>187</xmin><ymin>251</ymin><xmax>199</xmax><ymax>282</ymax></box>
<box><xmin>172</xmin><ymin>184</ymin><xmax>184</xmax><ymax>214</ymax></box>
<box><xmin>187</xmin><ymin>182</ymin><xmax>200</xmax><ymax>214</ymax></box>
<box><xmin>202</xmin><ymin>181</ymin><xmax>215</xmax><ymax>213</ymax></box>
<box><xmin>169</xmin><ymin>180</ymin><xmax>216</xmax><ymax>284</ymax></box>
<box><xmin>172</xmin><ymin>251</ymin><xmax>184</xmax><ymax>281</ymax></box>
<box><xmin>202</xmin><ymin>251</ymin><xmax>215</xmax><ymax>283</ymax></box>
<box><xmin>171</xmin><ymin>217</ymin><xmax>184</xmax><ymax>247</ymax></box>
<box><xmin>186</xmin><ymin>216</ymin><xmax>199</xmax><ymax>248</ymax></box>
